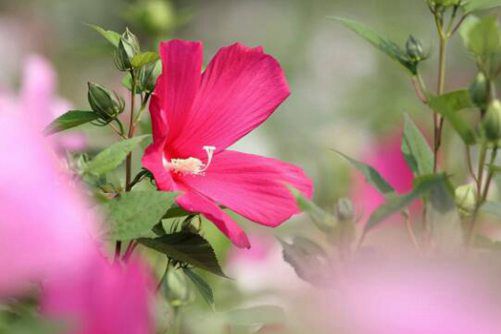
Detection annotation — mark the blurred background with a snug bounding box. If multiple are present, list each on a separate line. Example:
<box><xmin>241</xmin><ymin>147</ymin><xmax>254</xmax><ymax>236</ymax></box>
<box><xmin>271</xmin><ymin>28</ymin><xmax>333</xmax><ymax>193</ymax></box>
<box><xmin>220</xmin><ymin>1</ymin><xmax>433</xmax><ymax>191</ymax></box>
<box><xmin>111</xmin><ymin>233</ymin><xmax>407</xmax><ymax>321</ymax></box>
<box><xmin>0</xmin><ymin>1</ymin><xmax>492</xmax><ymax>332</ymax></box>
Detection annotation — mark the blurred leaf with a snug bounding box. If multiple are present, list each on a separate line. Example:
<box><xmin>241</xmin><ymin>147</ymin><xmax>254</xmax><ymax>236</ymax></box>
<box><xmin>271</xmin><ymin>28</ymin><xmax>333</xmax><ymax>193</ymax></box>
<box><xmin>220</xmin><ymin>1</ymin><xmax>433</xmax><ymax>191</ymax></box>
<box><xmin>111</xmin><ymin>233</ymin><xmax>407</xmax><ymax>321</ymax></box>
<box><xmin>463</xmin><ymin>0</ymin><xmax>501</xmax><ymax>13</ymax></box>
<box><xmin>279</xmin><ymin>237</ymin><xmax>330</xmax><ymax>285</ymax></box>
<box><xmin>84</xmin><ymin>135</ymin><xmax>150</xmax><ymax>176</ymax></box>
<box><xmin>225</xmin><ymin>305</ymin><xmax>286</xmax><ymax>327</ymax></box>
<box><xmin>104</xmin><ymin>190</ymin><xmax>176</xmax><ymax>241</ymax></box>
<box><xmin>460</xmin><ymin>16</ymin><xmax>501</xmax><ymax>56</ymax></box>
<box><xmin>183</xmin><ymin>267</ymin><xmax>214</xmax><ymax>309</ymax></box>
<box><xmin>139</xmin><ymin>232</ymin><xmax>227</xmax><ymax>277</ymax></box>
<box><xmin>87</xmin><ymin>24</ymin><xmax>121</xmax><ymax>47</ymax></box>
<box><xmin>44</xmin><ymin>110</ymin><xmax>98</xmax><ymax>135</ymax></box>
<box><xmin>334</xmin><ymin>150</ymin><xmax>395</xmax><ymax>195</ymax></box>
<box><xmin>330</xmin><ymin>17</ymin><xmax>417</xmax><ymax>74</ymax></box>
<box><xmin>428</xmin><ymin>90</ymin><xmax>477</xmax><ymax>145</ymax></box>
<box><xmin>131</xmin><ymin>51</ymin><xmax>159</xmax><ymax>68</ymax></box>
<box><xmin>289</xmin><ymin>187</ymin><xmax>335</xmax><ymax>232</ymax></box>
<box><xmin>402</xmin><ymin>114</ymin><xmax>434</xmax><ymax>175</ymax></box>
<box><xmin>365</xmin><ymin>174</ymin><xmax>445</xmax><ymax>232</ymax></box>
<box><xmin>481</xmin><ymin>201</ymin><xmax>501</xmax><ymax>218</ymax></box>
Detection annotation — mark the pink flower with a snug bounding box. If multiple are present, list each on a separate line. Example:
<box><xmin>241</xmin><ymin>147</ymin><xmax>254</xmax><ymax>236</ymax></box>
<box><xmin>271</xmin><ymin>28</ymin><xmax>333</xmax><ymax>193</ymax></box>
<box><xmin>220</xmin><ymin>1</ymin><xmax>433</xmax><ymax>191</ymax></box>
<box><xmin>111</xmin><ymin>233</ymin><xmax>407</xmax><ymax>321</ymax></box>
<box><xmin>41</xmin><ymin>255</ymin><xmax>155</xmax><ymax>334</ymax></box>
<box><xmin>351</xmin><ymin>134</ymin><xmax>415</xmax><ymax>224</ymax></box>
<box><xmin>142</xmin><ymin>40</ymin><xmax>313</xmax><ymax>248</ymax></box>
<box><xmin>0</xmin><ymin>111</ymin><xmax>96</xmax><ymax>296</ymax></box>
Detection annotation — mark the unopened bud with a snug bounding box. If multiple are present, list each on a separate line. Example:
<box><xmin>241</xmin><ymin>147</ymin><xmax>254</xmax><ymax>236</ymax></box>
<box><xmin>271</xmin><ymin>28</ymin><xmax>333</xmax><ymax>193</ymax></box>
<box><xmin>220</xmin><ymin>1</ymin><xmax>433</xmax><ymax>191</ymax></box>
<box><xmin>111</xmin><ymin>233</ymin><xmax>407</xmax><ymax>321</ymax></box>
<box><xmin>114</xmin><ymin>28</ymin><xmax>140</xmax><ymax>71</ymax></box>
<box><xmin>483</xmin><ymin>100</ymin><xmax>501</xmax><ymax>141</ymax></box>
<box><xmin>335</xmin><ymin>197</ymin><xmax>354</xmax><ymax>221</ymax></box>
<box><xmin>87</xmin><ymin>82</ymin><xmax>123</xmax><ymax>121</ymax></box>
<box><xmin>406</xmin><ymin>35</ymin><xmax>425</xmax><ymax>62</ymax></box>
<box><xmin>469</xmin><ymin>73</ymin><xmax>489</xmax><ymax>110</ymax></box>
<box><xmin>455</xmin><ymin>183</ymin><xmax>477</xmax><ymax>213</ymax></box>
<box><xmin>163</xmin><ymin>268</ymin><xmax>193</xmax><ymax>307</ymax></box>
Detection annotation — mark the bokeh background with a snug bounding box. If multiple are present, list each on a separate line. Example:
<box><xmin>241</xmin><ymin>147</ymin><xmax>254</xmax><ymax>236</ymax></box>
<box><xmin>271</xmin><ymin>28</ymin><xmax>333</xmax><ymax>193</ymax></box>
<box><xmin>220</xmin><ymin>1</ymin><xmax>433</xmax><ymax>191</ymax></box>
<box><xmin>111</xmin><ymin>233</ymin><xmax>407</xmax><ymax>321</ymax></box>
<box><xmin>0</xmin><ymin>1</ymin><xmax>492</xmax><ymax>332</ymax></box>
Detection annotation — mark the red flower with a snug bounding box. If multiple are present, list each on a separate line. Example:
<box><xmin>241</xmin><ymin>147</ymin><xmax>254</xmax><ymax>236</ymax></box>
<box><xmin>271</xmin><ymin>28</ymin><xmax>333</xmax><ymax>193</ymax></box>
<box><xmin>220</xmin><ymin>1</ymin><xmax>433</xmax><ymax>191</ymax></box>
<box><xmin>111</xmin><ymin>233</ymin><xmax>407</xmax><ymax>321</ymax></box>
<box><xmin>142</xmin><ymin>40</ymin><xmax>313</xmax><ymax>248</ymax></box>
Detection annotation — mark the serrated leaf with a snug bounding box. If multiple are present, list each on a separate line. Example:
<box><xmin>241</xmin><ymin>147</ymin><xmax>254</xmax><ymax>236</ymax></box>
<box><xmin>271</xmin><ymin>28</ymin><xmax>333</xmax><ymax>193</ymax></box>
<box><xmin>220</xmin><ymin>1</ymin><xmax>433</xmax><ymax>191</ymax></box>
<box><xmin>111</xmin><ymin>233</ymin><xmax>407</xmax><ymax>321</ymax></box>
<box><xmin>44</xmin><ymin>110</ymin><xmax>98</xmax><ymax>135</ymax></box>
<box><xmin>463</xmin><ymin>0</ymin><xmax>501</xmax><ymax>13</ymax></box>
<box><xmin>131</xmin><ymin>51</ymin><xmax>159</xmax><ymax>68</ymax></box>
<box><xmin>481</xmin><ymin>201</ymin><xmax>501</xmax><ymax>219</ymax></box>
<box><xmin>334</xmin><ymin>150</ymin><xmax>395</xmax><ymax>195</ymax></box>
<box><xmin>330</xmin><ymin>17</ymin><xmax>416</xmax><ymax>74</ymax></box>
<box><xmin>104</xmin><ymin>190</ymin><xmax>176</xmax><ymax>241</ymax></box>
<box><xmin>402</xmin><ymin>114</ymin><xmax>434</xmax><ymax>175</ymax></box>
<box><xmin>183</xmin><ymin>267</ymin><xmax>214</xmax><ymax>309</ymax></box>
<box><xmin>84</xmin><ymin>135</ymin><xmax>150</xmax><ymax>176</ymax></box>
<box><xmin>365</xmin><ymin>174</ymin><xmax>445</xmax><ymax>232</ymax></box>
<box><xmin>88</xmin><ymin>24</ymin><xmax>121</xmax><ymax>47</ymax></box>
<box><xmin>224</xmin><ymin>305</ymin><xmax>286</xmax><ymax>327</ymax></box>
<box><xmin>139</xmin><ymin>232</ymin><xmax>226</xmax><ymax>277</ymax></box>
<box><xmin>428</xmin><ymin>90</ymin><xmax>477</xmax><ymax>145</ymax></box>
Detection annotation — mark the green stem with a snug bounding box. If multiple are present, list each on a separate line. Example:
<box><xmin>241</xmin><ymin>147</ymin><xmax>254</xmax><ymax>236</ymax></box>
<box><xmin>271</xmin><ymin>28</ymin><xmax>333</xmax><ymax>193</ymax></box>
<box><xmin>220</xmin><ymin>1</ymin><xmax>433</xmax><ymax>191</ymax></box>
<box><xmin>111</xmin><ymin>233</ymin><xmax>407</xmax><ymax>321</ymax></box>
<box><xmin>467</xmin><ymin>141</ymin><xmax>489</xmax><ymax>246</ymax></box>
<box><xmin>434</xmin><ymin>32</ymin><xmax>448</xmax><ymax>172</ymax></box>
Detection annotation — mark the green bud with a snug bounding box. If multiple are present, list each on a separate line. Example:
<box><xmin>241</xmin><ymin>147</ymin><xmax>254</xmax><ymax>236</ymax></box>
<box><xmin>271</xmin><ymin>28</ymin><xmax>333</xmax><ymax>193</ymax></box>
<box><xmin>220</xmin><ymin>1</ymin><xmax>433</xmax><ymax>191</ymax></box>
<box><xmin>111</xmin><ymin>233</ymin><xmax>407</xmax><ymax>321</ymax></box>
<box><xmin>483</xmin><ymin>100</ymin><xmax>501</xmax><ymax>141</ymax></box>
<box><xmin>163</xmin><ymin>268</ymin><xmax>193</xmax><ymax>307</ymax></box>
<box><xmin>87</xmin><ymin>82</ymin><xmax>124</xmax><ymax>121</ymax></box>
<box><xmin>128</xmin><ymin>0</ymin><xmax>176</xmax><ymax>35</ymax></box>
<box><xmin>455</xmin><ymin>183</ymin><xmax>477</xmax><ymax>214</ymax></box>
<box><xmin>469</xmin><ymin>73</ymin><xmax>489</xmax><ymax>110</ymax></box>
<box><xmin>114</xmin><ymin>28</ymin><xmax>141</xmax><ymax>71</ymax></box>
<box><xmin>335</xmin><ymin>197</ymin><xmax>354</xmax><ymax>221</ymax></box>
<box><xmin>406</xmin><ymin>35</ymin><xmax>425</xmax><ymax>62</ymax></box>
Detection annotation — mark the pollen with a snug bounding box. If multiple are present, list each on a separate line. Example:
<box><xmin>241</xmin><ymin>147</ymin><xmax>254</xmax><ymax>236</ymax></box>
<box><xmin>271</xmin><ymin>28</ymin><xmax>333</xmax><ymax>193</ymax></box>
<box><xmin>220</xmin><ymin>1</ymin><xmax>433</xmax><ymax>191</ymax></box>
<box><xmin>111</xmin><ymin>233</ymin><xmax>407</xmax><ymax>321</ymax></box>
<box><xmin>163</xmin><ymin>146</ymin><xmax>216</xmax><ymax>175</ymax></box>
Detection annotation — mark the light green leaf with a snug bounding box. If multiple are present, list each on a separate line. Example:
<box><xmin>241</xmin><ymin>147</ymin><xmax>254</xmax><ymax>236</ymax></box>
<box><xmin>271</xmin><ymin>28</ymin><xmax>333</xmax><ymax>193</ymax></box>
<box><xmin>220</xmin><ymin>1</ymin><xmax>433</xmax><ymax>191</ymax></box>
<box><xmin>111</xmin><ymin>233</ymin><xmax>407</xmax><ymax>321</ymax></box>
<box><xmin>139</xmin><ymin>232</ymin><xmax>227</xmax><ymax>277</ymax></box>
<box><xmin>289</xmin><ymin>187</ymin><xmax>335</xmax><ymax>232</ymax></box>
<box><xmin>428</xmin><ymin>90</ymin><xmax>477</xmax><ymax>145</ymax></box>
<box><xmin>104</xmin><ymin>190</ymin><xmax>176</xmax><ymax>241</ymax></box>
<box><xmin>481</xmin><ymin>201</ymin><xmax>501</xmax><ymax>218</ymax></box>
<box><xmin>44</xmin><ymin>110</ymin><xmax>98</xmax><ymax>135</ymax></box>
<box><xmin>88</xmin><ymin>24</ymin><xmax>121</xmax><ymax>47</ymax></box>
<box><xmin>460</xmin><ymin>16</ymin><xmax>501</xmax><ymax>56</ymax></box>
<box><xmin>463</xmin><ymin>0</ymin><xmax>501</xmax><ymax>13</ymax></box>
<box><xmin>329</xmin><ymin>17</ymin><xmax>416</xmax><ymax>74</ymax></box>
<box><xmin>183</xmin><ymin>267</ymin><xmax>214</xmax><ymax>309</ymax></box>
<box><xmin>224</xmin><ymin>305</ymin><xmax>286</xmax><ymax>327</ymax></box>
<box><xmin>334</xmin><ymin>150</ymin><xmax>395</xmax><ymax>195</ymax></box>
<box><xmin>131</xmin><ymin>51</ymin><xmax>160</xmax><ymax>68</ymax></box>
<box><xmin>365</xmin><ymin>174</ymin><xmax>445</xmax><ymax>232</ymax></box>
<box><xmin>84</xmin><ymin>135</ymin><xmax>150</xmax><ymax>176</ymax></box>
<box><xmin>402</xmin><ymin>114</ymin><xmax>434</xmax><ymax>175</ymax></box>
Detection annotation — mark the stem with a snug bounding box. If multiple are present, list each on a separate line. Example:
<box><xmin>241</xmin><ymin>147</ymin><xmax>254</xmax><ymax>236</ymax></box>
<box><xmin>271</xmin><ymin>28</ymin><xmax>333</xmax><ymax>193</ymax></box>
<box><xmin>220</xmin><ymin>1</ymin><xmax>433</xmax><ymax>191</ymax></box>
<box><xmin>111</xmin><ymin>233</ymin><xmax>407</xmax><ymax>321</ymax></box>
<box><xmin>125</xmin><ymin>71</ymin><xmax>137</xmax><ymax>192</ymax></box>
<box><xmin>466</xmin><ymin>146</ymin><xmax>479</xmax><ymax>184</ymax></box>
<box><xmin>434</xmin><ymin>31</ymin><xmax>448</xmax><ymax>172</ymax></box>
<box><xmin>467</xmin><ymin>141</ymin><xmax>489</xmax><ymax>246</ymax></box>
<box><xmin>403</xmin><ymin>210</ymin><xmax>421</xmax><ymax>252</ymax></box>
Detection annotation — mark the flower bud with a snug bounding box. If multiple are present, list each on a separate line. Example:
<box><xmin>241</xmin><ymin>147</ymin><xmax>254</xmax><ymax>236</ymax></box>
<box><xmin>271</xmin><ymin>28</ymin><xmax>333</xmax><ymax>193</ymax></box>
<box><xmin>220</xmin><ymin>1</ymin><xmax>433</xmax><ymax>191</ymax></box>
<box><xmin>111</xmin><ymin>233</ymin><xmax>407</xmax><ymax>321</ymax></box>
<box><xmin>406</xmin><ymin>35</ymin><xmax>425</xmax><ymax>62</ymax></box>
<box><xmin>335</xmin><ymin>197</ymin><xmax>354</xmax><ymax>222</ymax></box>
<box><xmin>114</xmin><ymin>28</ymin><xmax>140</xmax><ymax>71</ymax></box>
<box><xmin>483</xmin><ymin>100</ymin><xmax>501</xmax><ymax>141</ymax></box>
<box><xmin>455</xmin><ymin>183</ymin><xmax>477</xmax><ymax>214</ymax></box>
<box><xmin>163</xmin><ymin>268</ymin><xmax>193</xmax><ymax>307</ymax></box>
<box><xmin>469</xmin><ymin>73</ymin><xmax>489</xmax><ymax>110</ymax></box>
<box><xmin>87</xmin><ymin>82</ymin><xmax>124</xmax><ymax>121</ymax></box>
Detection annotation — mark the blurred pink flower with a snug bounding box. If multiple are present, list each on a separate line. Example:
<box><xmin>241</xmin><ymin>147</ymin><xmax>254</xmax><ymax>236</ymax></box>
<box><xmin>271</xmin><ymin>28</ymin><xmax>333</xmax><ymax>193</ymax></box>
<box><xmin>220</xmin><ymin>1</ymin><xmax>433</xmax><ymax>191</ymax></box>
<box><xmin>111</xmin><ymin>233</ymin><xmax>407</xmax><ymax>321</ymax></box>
<box><xmin>143</xmin><ymin>40</ymin><xmax>313</xmax><ymax>248</ymax></box>
<box><xmin>0</xmin><ymin>111</ymin><xmax>96</xmax><ymax>296</ymax></box>
<box><xmin>41</xmin><ymin>255</ymin><xmax>155</xmax><ymax>334</ymax></box>
<box><xmin>351</xmin><ymin>134</ymin><xmax>415</xmax><ymax>224</ymax></box>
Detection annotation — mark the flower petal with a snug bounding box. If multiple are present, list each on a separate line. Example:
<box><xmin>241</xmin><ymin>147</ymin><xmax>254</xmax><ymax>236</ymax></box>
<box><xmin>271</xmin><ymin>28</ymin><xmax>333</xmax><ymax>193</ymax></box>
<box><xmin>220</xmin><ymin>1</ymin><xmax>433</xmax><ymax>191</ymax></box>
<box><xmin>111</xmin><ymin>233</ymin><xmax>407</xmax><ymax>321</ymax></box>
<box><xmin>169</xmin><ymin>43</ymin><xmax>290</xmax><ymax>158</ymax></box>
<box><xmin>179</xmin><ymin>150</ymin><xmax>313</xmax><ymax>227</ymax></box>
<box><xmin>154</xmin><ymin>40</ymin><xmax>203</xmax><ymax>146</ymax></box>
<box><xmin>177</xmin><ymin>191</ymin><xmax>250</xmax><ymax>248</ymax></box>
<box><xmin>142</xmin><ymin>137</ymin><xmax>175</xmax><ymax>191</ymax></box>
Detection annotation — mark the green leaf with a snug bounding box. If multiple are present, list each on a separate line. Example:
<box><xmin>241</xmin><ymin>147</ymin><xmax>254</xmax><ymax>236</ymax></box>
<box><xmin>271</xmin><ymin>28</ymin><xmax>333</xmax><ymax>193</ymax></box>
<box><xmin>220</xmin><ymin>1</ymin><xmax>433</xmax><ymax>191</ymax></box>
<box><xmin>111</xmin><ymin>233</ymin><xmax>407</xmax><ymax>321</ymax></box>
<box><xmin>428</xmin><ymin>90</ymin><xmax>477</xmax><ymax>145</ymax></box>
<box><xmin>224</xmin><ymin>305</ymin><xmax>286</xmax><ymax>327</ymax></box>
<box><xmin>84</xmin><ymin>135</ymin><xmax>150</xmax><ymax>176</ymax></box>
<box><xmin>288</xmin><ymin>187</ymin><xmax>335</xmax><ymax>232</ymax></box>
<box><xmin>460</xmin><ymin>16</ymin><xmax>501</xmax><ymax>56</ymax></box>
<box><xmin>463</xmin><ymin>0</ymin><xmax>501</xmax><ymax>13</ymax></box>
<box><xmin>330</xmin><ymin>17</ymin><xmax>417</xmax><ymax>74</ymax></box>
<box><xmin>365</xmin><ymin>174</ymin><xmax>445</xmax><ymax>232</ymax></box>
<box><xmin>88</xmin><ymin>24</ymin><xmax>121</xmax><ymax>47</ymax></box>
<box><xmin>139</xmin><ymin>231</ymin><xmax>227</xmax><ymax>277</ymax></box>
<box><xmin>44</xmin><ymin>110</ymin><xmax>98</xmax><ymax>135</ymax></box>
<box><xmin>481</xmin><ymin>201</ymin><xmax>501</xmax><ymax>218</ymax></box>
<box><xmin>402</xmin><ymin>114</ymin><xmax>434</xmax><ymax>175</ymax></box>
<box><xmin>131</xmin><ymin>51</ymin><xmax>159</xmax><ymax>68</ymax></box>
<box><xmin>104</xmin><ymin>190</ymin><xmax>176</xmax><ymax>241</ymax></box>
<box><xmin>183</xmin><ymin>267</ymin><xmax>214</xmax><ymax>309</ymax></box>
<box><xmin>334</xmin><ymin>150</ymin><xmax>395</xmax><ymax>195</ymax></box>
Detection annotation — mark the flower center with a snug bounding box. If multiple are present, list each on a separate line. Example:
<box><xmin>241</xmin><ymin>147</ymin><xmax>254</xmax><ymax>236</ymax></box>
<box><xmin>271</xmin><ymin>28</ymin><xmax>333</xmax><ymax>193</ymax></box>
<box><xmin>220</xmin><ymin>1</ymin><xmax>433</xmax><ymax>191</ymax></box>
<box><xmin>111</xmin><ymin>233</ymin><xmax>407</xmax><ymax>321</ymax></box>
<box><xmin>163</xmin><ymin>146</ymin><xmax>216</xmax><ymax>175</ymax></box>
